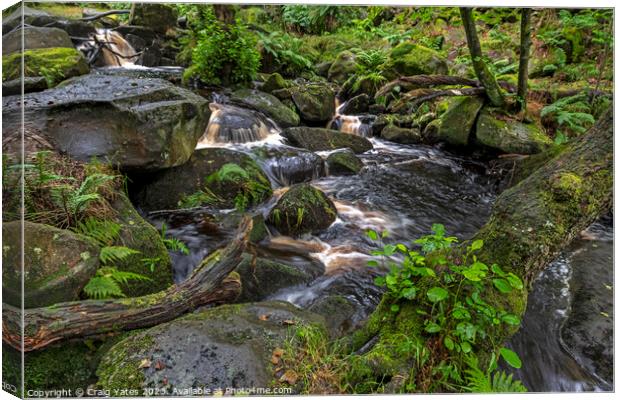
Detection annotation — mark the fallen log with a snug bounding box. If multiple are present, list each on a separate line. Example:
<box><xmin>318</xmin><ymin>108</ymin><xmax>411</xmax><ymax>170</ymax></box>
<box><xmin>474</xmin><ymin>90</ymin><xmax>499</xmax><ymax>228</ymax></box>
<box><xmin>79</xmin><ymin>10</ymin><xmax>130</xmax><ymax>22</ymax></box>
<box><xmin>2</xmin><ymin>217</ymin><xmax>252</xmax><ymax>352</ymax></box>
<box><xmin>375</xmin><ymin>75</ymin><xmax>481</xmax><ymax>99</ymax></box>
<box><xmin>389</xmin><ymin>87</ymin><xmax>485</xmax><ymax>113</ymax></box>
<box><xmin>349</xmin><ymin>107</ymin><xmax>613</xmax><ymax>390</ymax></box>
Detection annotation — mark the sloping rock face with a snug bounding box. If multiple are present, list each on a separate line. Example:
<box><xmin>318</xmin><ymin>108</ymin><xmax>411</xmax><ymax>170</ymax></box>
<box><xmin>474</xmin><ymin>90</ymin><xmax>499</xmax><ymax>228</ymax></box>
<box><xmin>384</xmin><ymin>42</ymin><xmax>448</xmax><ymax>79</ymax></box>
<box><xmin>3</xmin><ymin>48</ymin><xmax>90</xmax><ymax>88</ymax></box>
<box><xmin>282</xmin><ymin>127</ymin><xmax>373</xmax><ymax>154</ymax></box>
<box><xmin>437</xmin><ymin>96</ymin><xmax>485</xmax><ymax>146</ymax></box>
<box><xmin>230</xmin><ymin>89</ymin><xmax>300</xmax><ymax>128</ymax></box>
<box><xmin>96</xmin><ymin>301</ymin><xmax>327</xmax><ymax>392</ymax></box>
<box><xmin>2</xmin><ymin>26</ymin><xmax>74</xmax><ymax>55</ymax></box>
<box><xmin>129</xmin><ymin>4</ymin><xmax>178</xmax><ymax>34</ymax></box>
<box><xmin>2</xmin><ymin>75</ymin><xmax>209</xmax><ymax>171</ymax></box>
<box><xmin>2</xmin><ymin>221</ymin><xmax>99</xmax><ymax>308</ymax></box>
<box><xmin>2</xmin><ymin>6</ymin><xmax>58</xmax><ymax>34</ymax></box>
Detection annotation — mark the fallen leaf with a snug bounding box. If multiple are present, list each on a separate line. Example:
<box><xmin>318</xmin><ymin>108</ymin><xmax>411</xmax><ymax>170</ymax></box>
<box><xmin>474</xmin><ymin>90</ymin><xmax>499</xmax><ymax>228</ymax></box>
<box><xmin>271</xmin><ymin>348</ymin><xmax>284</xmax><ymax>365</ymax></box>
<box><xmin>273</xmin><ymin>348</ymin><xmax>284</xmax><ymax>357</ymax></box>
<box><xmin>138</xmin><ymin>358</ymin><xmax>151</xmax><ymax>369</ymax></box>
<box><xmin>279</xmin><ymin>370</ymin><xmax>298</xmax><ymax>385</ymax></box>
<box><xmin>259</xmin><ymin>314</ymin><xmax>270</xmax><ymax>321</ymax></box>
<box><xmin>154</xmin><ymin>360</ymin><xmax>166</xmax><ymax>370</ymax></box>
<box><xmin>282</xmin><ymin>319</ymin><xmax>296</xmax><ymax>325</ymax></box>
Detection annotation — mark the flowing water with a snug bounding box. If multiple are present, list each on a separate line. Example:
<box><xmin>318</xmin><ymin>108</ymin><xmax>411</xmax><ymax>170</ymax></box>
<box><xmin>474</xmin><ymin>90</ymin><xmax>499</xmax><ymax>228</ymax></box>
<box><xmin>77</xmin><ymin>28</ymin><xmax>139</xmax><ymax>67</ymax></box>
<box><xmin>141</xmin><ymin>91</ymin><xmax>612</xmax><ymax>392</ymax></box>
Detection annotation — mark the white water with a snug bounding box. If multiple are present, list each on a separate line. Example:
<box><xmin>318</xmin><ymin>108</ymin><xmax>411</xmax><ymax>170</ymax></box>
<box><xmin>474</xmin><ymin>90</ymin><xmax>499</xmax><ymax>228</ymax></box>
<box><xmin>78</xmin><ymin>29</ymin><xmax>139</xmax><ymax>67</ymax></box>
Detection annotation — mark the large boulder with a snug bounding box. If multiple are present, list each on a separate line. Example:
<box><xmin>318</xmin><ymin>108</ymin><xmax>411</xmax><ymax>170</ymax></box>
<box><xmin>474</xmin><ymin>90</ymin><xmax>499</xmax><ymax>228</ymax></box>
<box><xmin>235</xmin><ymin>254</ymin><xmax>325</xmax><ymax>302</ymax></box>
<box><xmin>380</xmin><ymin>125</ymin><xmax>422</xmax><ymax>144</ymax></box>
<box><xmin>132</xmin><ymin>147</ymin><xmax>272</xmax><ymax>211</ymax></box>
<box><xmin>282</xmin><ymin>127</ymin><xmax>373</xmax><ymax>154</ymax></box>
<box><xmin>475</xmin><ymin>107</ymin><xmax>553</xmax><ymax>154</ymax></box>
<box><xmin>339</xmin><ymin>93</ymin><xmax>370</xmax><ymax>115</ymax></box>
<box><xmin>2</xmin><ymin>221</ymin><xmax>99</xmax><ymax>308</ymax></box>
<box><xmin>383</xmin><ymin>42</ymin><xmax>448</xmax><ymax>79</ymax></box>
<box><xmin>267</xmin><ymin>184</ymin><xmax>337</xmax><ymax>236</ymax></box>
<box><xmin>2</xmin><ymin>26</ymin><xmax>73</xmax><ymax>55</ymax></box>
<box><xmin>2</xmin><ymin>75</ymin><xmax>210</xmax><ymax>171</ymax></box>
<box><xmin>2</xmin><ymin>6</ymin><xmax>57</xmax><ymax>34</ymax></box>
<box><xmin>230</xmin><ymin>89</ymin><xmax>300</xmax><ymax>128</ymax></box>
<box><xmin>437</xmin><ymin>96</ymin><xmax>485</xmax><ymax>146</ymax></box>
<box><xmin>252</xmin><ymin>146</ymin><xmax>325</xmax><ymax>186</ymax></box>
<box><xmin>2</xmin><ymin>76</ymin><xmax>48</xmax><ymax>96</ymax></box>
<box><xmin>328</xmin><ymin>50</ymin><xmax>358</xmax><ymax>84</ymax></box>
<box><xmin>96</xmin><ymin>301</ymin><xmax>327</xmax><ymax>392</ymax></box>
<box><xmin>286</xmin><ymin>83</ymin><xmax>336</xmax><ymax>124</ymax></box>
<box><xmin>325</xmin><ymin>148</ymin><xmax>364</xmax><ymax>175</ymax></box>
<box><xmin>3</xmin><ymin>47</ymin><xmax>89</xmax><ymax>88</ymax></box>
<box><xmin>260</xmin><ymin>72</ymin><xmax>291</xmax><ymax>93</ymax></box>
<box><xmin>129</xmin><ymin>4</ymin><xmax>178</xmax><ymax>34</ymax></box>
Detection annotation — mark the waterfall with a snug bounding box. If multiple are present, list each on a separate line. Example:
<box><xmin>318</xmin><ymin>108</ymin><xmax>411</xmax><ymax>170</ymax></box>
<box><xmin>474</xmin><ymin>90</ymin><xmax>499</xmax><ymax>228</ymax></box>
<box><xmin>197</xmin><ymin>103</ymin><xmax>278</xmax><ymax>146</ymax></box>
<box><xmin>78</xmin><ymin>29</ymin><xmax>138</xmax><ymax>67</ymax></box>
<box><xmin>328</xmin><ymin>98</ymin><xmax>373</xmax><ymax>137</ymax></box>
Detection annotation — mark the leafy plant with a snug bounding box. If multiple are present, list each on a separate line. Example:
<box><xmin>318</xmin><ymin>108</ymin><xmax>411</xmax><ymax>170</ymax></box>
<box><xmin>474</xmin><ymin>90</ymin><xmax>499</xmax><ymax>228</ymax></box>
<box><xmin>541</xmin><ymin>93</ymin><xmax>595</xmax><ymax>141</ymax></box>
<box><xmin>83</xmin><ymin>267</ymin><xmax>151</xmax><ymax>300</ymax></box>
<box><xmin>463</xmin><ymin>354</ymin><xmax>526</xmax><ymax>392</ymax></box>
<box><xmin>74</xmin><ymin>217</ymin><xmax>121</xmax><ymax>247</ymax></box>
<box><xmin>160</xmin><ymin>223</ymin><xmax>190</xmax><ymax>255</ymax></box>
<box><xmin>206</xmin><ymin>163</ymin><xmax>271</xmax><ymax>212</ymax></box>
<box><xmin>257</xmin><ymin>31</ymin><xmax>314</xmax><ymax>76</ymax></box>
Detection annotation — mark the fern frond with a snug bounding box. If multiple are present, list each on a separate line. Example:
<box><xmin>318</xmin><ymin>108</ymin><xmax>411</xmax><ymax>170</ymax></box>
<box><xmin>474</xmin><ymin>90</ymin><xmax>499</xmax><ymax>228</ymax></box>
<box><xmin>76</xmin><ymin>173</ymin><xmax>116</xmax><ymax>197</ymax></box>
<box><xmin>99</xmin><ymin>246</ymin><xmax>141</xmax><ymax>264</ymax></box>
<box><xmin>83</xmin><ymin>275</ymin><xmax>125</xmax><ymax>299</ymax></box>
<box><xmin>74</xmin><ymin>218</ymin><xmax>122</xmax><ymax>246</ymax></box>
<box><xmin>98</xmin><ymin>267</ymin><xmax>152</xmax><ymax>285</ymax></box>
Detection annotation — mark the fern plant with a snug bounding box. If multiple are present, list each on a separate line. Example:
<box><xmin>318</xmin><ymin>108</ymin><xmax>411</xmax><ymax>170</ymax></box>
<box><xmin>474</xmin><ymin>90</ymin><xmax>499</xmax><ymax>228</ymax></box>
<box><xmin>83</xmin><ymin>267</ymin><xmax>151</xmax><ymax>300</ymax></box>
<box><xmin>257</xmin><ymin>31</ymin><xmax>313</xmax><ymax>76</ymax></box>
<box><xmin>160</xmin><ymin>223</ymin><xmax>190</xmax><ymax>255</ymax></box>
<box><xmin>541</xmin><ymin>93</ymin><xmax>595</xmax><ymax>142</ymax></box>
<box><xmin>463</xmin><ymin>355</ymin><xmax>527</xmax><ymax>393</ymax></box>
<box><xmin>74</xmin><ymin>217</ymin><xmax>121</xmax><ymax>246</ymax></box>
<box><xmin>50</xmin><ymin>173</ymin><xmax>116</xmax><ymax>226</ymax></box>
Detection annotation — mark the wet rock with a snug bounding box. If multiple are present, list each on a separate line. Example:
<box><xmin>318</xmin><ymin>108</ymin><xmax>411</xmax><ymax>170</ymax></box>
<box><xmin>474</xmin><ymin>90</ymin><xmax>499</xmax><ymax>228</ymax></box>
<box><xmin>437</xmin><ymin>96</ymin><xmax>485</xmax><ymax>146</ymax></box>
<box><xmin>368</xmin><ymin>103</ymin><xmax>386</xmax><ymax>114</ymax></box>
<box><xmin>231</xmin><ymin>89</ymin><xmax>300</xmax><ymax>128</ymax></box>
<box><xmin>2</xmin><ymin>221</ymin><xmax>99</xmax><ymax>308</ymax></box>
<box><xmin>383</xmin><ymin>42</ymin><xmax>448</xmax><ymax>79</ymax></box>
<box><xmin>132</xmin><ymin>147</ymin><xmax>271</xmax><ymax>212</ymax></box>
<box><xmin>114</xmin><ymin>25</ymin><xmax>158</xmax><ymax>45</ymax></box>
<box><xmin>380</xmin><ymin>124</ymin><xmax>422</xmax><ymax>144</ymax></box>
<box><xmin>2</xmin><ymin>6</ymin><xmax>57</xmax><ymax>35</ymax></box>
<box><xmin>2</xmin><ymin>26</ymin><xmax>73</xmax><ymax>55</ymax></box>
<box><xmin>2</xmin><ymin>47</ymin><xmax>89</xmax><ymax>88</ymax></box>
<box><xmin>2</xmin><ymin>75</ymin><xmax>209</xmax><ymax>171</ymax></box>
<box><xmin>308</xmin><ymin>295</ymin><xmax>357</xmax><ymax>338</ymax></box>
<box><xmin>282</xmin><ymin>127</ymin><xmax>373</xmax><ymax>154</ymax></box>
<box><xmin>326</xmin><ymin>148</ymin><xmax>364</xmax><ymax>175</ymax></box>
<box><xmin>47</xmin><ymin>19</ymin><xmax>96</xmax><ymax>38</ymax></box>
<box><xmin>96</xmin><ymin>301</ymin><xmax>327</xmax><ymax>392</ymax></box>
<box><xmin>260</xmin><ymin>72</ymin><xmax>291</xmax><ymax>94</ymax></box>
<box><xmin>328</xmin><ymin>50</ymin><xmax>357</xmax><ymax>84</ymax></box>
<box><xmin>111</xmin><ymin>194</ymin><xmax>173</xmax><ymax>297</ymax></box>
<box><xmin>2</xmin><ymin>76</ymin><xmax>48</xmax><ymax>96</ymax></box>
<box><xmin>202</xmin><ymin>103</ymin><xmax>274</xmax><ymax>144</ymax></box>
<box><xmin>339</xmin><ymin>93</ymin><xmax>370</xmax><ymax>115</ymax></box>
<box><xmin>129</xmin><ymin>4</ymin><xmax>178</xmax><ymax>34</ymax></box>
<box><xmin>288</xmin><ymin>82</ymin><xmax>336</xmax><ymax>124</ymax></box>
<box><xmin>137</xmin><ymin>45</ymin><xmax>161</xmax><ymax>67</ymax></box>
<box><xmin>235</xmin><ymin>254</ymin><xmax>325</xmax><ymax>302</ymax></box>
<box><xmin>316</xmin><ymin>61</ymin><xmax>333</xmax><ymax>78</ymax></box>
<box><xmin>422</xmin><ymin>119</ymin><xmax>442</xmax><ymax>144</ymax></box>
<box><xmin>267</xmin><ymin>183</ymin><xmax>337</xmax><ymax>236</ymax></box>
<box><xmin>475</xmin><ymin>107</ymin><xmax>552</xmax><ymax>154</ymax></box>
<box><xmin>252</xmin><ymin>146</ymin><xmax>325</xmax><ymax>186</ymax></box>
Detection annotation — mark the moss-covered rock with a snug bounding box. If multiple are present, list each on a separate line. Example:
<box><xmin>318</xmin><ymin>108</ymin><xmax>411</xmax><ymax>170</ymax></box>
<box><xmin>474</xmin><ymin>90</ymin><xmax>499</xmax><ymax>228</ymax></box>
<box><xmin>384</xmin><ymin>42</ymin><xmax>448</xmax><ymax>79</ymax></box>
<box><xmin>339</xmin><ymin>93</ymin><xmax>370</xmax><ymax>115</ymax></box>
<box><xmin>282</xmin><ymin>127</ymin><xmax>373</xmax><ymax>154</ymax></box>
<box><xmin>308</xmin><ymin>295</ymin><xmax>358</xmax><ymax>338</ymax></box>
<box><xmin>380</xmin><ymin>125</ymin><xmax>422</xmax><ymax>144</ymax></box>
<box><xmin>422</xmin><ymin>118</ymin><xmax>442</xmax><ymax>144</ymax></box>
<box><xmin>261</xmin><ymin>72</ymin><xmax>291</xmax><ymax>93</ymax></box>
<box><xmin>326</xmin><ymin>148</ymin><xmax>364</xmax><ymax>175</ymax></box>
<box><xmin>111</xmin><ymin>194</ymin><xmax>173</xmax><ymax>297</ymax></box>
<box><xmin>2</xmin><ymin>26</ymin><xmax>73</xmax><ymax>55</ymax></box>
<box><xmin>437</xmin><ymin>96</ymin><xmax>485</xmax><ymax>146</ymax></box>
<box><xmin>231</xmin><ymin>89</ymin><xmax>300</xmax><ymax>128</ymax></box>
<box><xmin>2</xmin><ymin>221</ymin><xmax>99</xmax><ymax>308</ymax></box>
<box><xmin>328</xmin><ymin>50</ymin><xmax>358</xmax><ymax>84</ymax></box>
<box><xmin>2</xmin><ymin>76</ymin><xmax>48</xmax><ymax>96</ymax></box>
<box><xmin>2</xmin><ymin>47</ymin><xmax>89</xmax><ymax>88</ymax></box>
<box><xmin>129</xmin><ymin>3</ymin><xmax>178</xmax><ymax>34</ymax></box>
<box><xmin>96</xmin><ymin>301</ymin><xmax>326</xmax><ymax>392</ymax></box>
<box><xmin>475</xmin><ymin>107</ymin><xmax>553</xmax><ymax>154</ymax></box>
<box><xmin>268</xmin><ymin>183</ymin><xmax>337</xmax><ymax>236</ymax></box>
<box><xmin>289</xmin><ymin>82</ymin><xmax>336</xmax><ymax>124</ymax></box>
<box><xmin>235</xmin><ymin>253</ymin><xmax>325</xmax><ymax>302</ymax></box>
<box><xmin>132</xmin><ymin>147</ymin><xmax>272</xmax><ymax>212</ymax></box>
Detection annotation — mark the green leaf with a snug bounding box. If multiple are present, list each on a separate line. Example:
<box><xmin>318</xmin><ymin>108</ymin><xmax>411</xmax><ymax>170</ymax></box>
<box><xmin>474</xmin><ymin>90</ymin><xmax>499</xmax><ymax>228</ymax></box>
<box><xmin>99</xmin><ymin>246</ymin><xmax>141</xmax><ymax>265</ymax></box>
<box><xmin>396</xmin><ymin>244</ymin><xmax>408</xmax><ymax>253</ymax></box>
<box><xmin>500</xmin><ymin>347</ymin><xmax>522</xmax><ymax>369</ymax></box>
<box><xmin>460</xmin><ymin>341</ymin><xmax>472</xmax><ymax>353</ymax></box>
<box><xmin>424</xmin><ymin>322</ymin><xmax>441</xmax><ymax>333</ymax></box>
<box><xmin>444</xmin><ymin>337</ymin><xmax>455</xmax><ymax>351</ymax></box>
<box><xmin>385</xmin><ymin>274</ymin><xmax>397</xmax><ymax>286</ymax></box>
<box><xmin>493</xmin><ymin>278</ymin><xmax>513</xmax><ymax>293</ymax></box>
<box><xmin>501</xmin><ymin>314</ymin><xmax>521</xmax><ymax>326</ymax></box>
<box><xmin>390</xmin><ymin>304</ymin><xmax>400</xmax><ymax>313</ymax></box>
<box><xmin>401</xmin><ymin>287</ymin><xmax>417</xmax><ymax>300</ymax></box>
<box><xmin>383</xmin><ymin>244</ymin><xmax>397</xmax><ymax>256</ymax></box>
<box><xmin>367</xmin><ymin>229</ymin><xmax>378</xmax><ymax>240</ymax></box>
<box><xmin>374</xmin><ymin>276</ymin><xmax>386</xmax><ymax>286</ymax></box>
<box><xmin>506</xmin><ymin>273</ymin><xmax>524</xmax><ymax>290</ymax></box>
<box><xmin>452</xmin><ymin>307</ymin><xmax>471</xmax><ymax>320</ymax></box>
<box><xmin>491</xmin><ymin>264</ymin><xmax>505</xmax><ymax>276</ymax></box>
<box><xmin>470</xmin><ymin>240</ymin><xmax>483</xmax><ymax>251</ymax></box>
<box><xmin>367</xmin><ymin>260</ymin><xmax>379</xmax><ymax>268</ymax></box>
<box><xmin>426</xmin><ymin>287</ymin><xmax>448</xmax><ymax>303</ymax></box>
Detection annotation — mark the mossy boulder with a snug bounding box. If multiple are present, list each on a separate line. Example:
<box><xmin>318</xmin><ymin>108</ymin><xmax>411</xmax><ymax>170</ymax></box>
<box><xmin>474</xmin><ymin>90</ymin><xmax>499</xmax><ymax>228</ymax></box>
<box><xmin>289</xmin><ymin>82</ymin><xmax>336</xmax><ymax>124</ymax></box>
<box><xmin>261</xmin><ymin>72</ymin><xmax>291</xmax><ymax>93</ymax></box>
<box><xmin>326</xmin><ymin>148</ymin><xmax>364</xmax><ymax>175</ymax></box>
<box><xmin>96</xmin><ymin>301</ymin><xmax>326</xmax><ymax>392</ymax></box>
<box><xmin>235</xmin><ymin>254</ymin><xmax>325</xmax><ymax>302</ymax></box>
<box><xmin>129</xmin><ymin>3</ymin><xmax>178</xmax><ymax>34</ymax></box>
<box><xmin>268</xmin><ymin>184</ymin><xmax>337</xmax><ymax>236</ymax></box>
<box><xmin>111</xmin><ymin>194</ymin><xmax>173</xmax><ymax>297</ymax></box>
<box><xmin>282</xmin><ymin>127</ymin><xmax>373</xmax><ymax>154</ymax></box>
<box><xmin>328</xmin><ymin>50</ymin><xmax>358</xmax><ymax>84</ymax></box>
<box><xmin>422</xmin><ymin>118</ymin><xmax>442</xmax><ymax>144</ymax></box>
<box><xmin>308</xmin><ymin>295</ymin><xmax>358</xmax><ymax>338</ymax></box>
<box><xmin>339</xmin><ymin>93</ymin><xmax>370</xmax><ymax>115</ymax></box>
<box><xmin>475</xmin><ymin>107</ymin><xmax>553</xmax><ymax>154</ymax></box>
<box><xmin>231</xmin><ymin>89</ymin><xmax>300</xmax><ymax>128</ymax></box>
<box><xmin>2</xmin><ymin>221</ymin><xmax>99</xmax><ymax>308</ymax></box>
<box><xmin>2</xmin><ymin>6</ymin><xmax>57</xmax><ymax>34</ymax></box>
<box><xmin>384</xmin><ymin>42</ymin><xmax>448</xmax><ymax>79</ymax></box>
<box><xmin>437</xmin><ymin>96</ymin><xmax>485</xmax><ymax>146</ymax></box>
<box><xmin>2</xmin><ymin>47</ymin><xmax>89</xmax><ymax>88</ymax></box>
<box><xmin>380</xmin><ymin>125</ymin><xmax>422</xmax><ymax>144</ymax></box>
<box><xmin>2</xmin><ymin>26</ymin><xmax>73</xmax><ymax>55</ymax></box>
<box><xmin>132</xmin><ymin>148</ymin><xmax>272</xmax><ymax>212</ymax></box>
<box><xmin>2</xmin><ymin>75</ymin><xmax>209</xmax><ymax>171</ymax></box>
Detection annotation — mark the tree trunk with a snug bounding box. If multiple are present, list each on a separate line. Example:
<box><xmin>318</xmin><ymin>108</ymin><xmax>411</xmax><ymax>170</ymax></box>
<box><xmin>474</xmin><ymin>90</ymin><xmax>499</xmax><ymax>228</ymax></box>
<box><xmin>517</xmin><ymin>8</ymin><xmax>532</xmax><ymax>112</ymax></box>
<box><xmin>350</xmin><ymin>108</ymin><xmax>613</xmax><ymax>390</ymax></box>
<box><xmin>459</xmin><ymin>7</ymin><xmax>506</xmax><ymax>108</ymax></box>
<box><xmin>2</xmin><ymin>217</ymin><xmax>252</xmax><ymax>352</ymax></box>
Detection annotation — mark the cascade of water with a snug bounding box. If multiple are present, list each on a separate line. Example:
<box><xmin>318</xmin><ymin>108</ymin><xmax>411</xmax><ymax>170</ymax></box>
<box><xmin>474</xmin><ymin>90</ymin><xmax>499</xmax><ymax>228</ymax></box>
<box><xmin>78</xmin><ymin>29</ymin><xmax>139</xmax><ymax>67</ymax></box>
<box><xmin>328</xmin><ymin>98</ymin><xmax>373</xmax><ymax>136</ymax></box>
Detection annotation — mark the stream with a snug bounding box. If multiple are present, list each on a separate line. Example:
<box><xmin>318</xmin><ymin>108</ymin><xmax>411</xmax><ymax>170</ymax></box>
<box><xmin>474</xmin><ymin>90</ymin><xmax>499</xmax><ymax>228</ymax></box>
<box><xmin>118</xmin><ymin>72</ymin><xmax>613</xmax><ymax>392</ymax></box>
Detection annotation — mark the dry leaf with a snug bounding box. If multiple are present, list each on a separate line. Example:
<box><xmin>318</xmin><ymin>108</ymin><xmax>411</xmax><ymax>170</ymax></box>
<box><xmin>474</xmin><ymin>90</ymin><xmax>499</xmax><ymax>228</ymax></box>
<box><xmin>279</xmin><ymin>370</ymin><xmax>298</xmax><ymax>385</ymax></box>
<box><xmin>138</xmin><ymin>358</ymin><xmax>151</xmax><ymax>369</ymax></box>
<box><xmin>282</xmin><ymin>319</ymin><xmax>296</xmax><ymax>325</ymax></box>
<box><xmin>271</xmin><ymin>347</ymin><xmax>284</xmax><ymax>365</ymax></box>
<box><xmin>259</xmin><ymin>314</ymin><xmax>270</xmax><ymax>321</ymax></box>
<box><xmin>154</xmin><ymin>360</ymin><xmax>166</xmax><ymax>370</ymax></box>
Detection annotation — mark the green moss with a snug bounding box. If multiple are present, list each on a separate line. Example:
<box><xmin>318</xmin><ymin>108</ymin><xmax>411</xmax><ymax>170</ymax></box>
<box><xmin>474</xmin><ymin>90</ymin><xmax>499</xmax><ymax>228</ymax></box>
<box><xmin>2</xmin><ymin>47</ymin><xmax>89</xmax><ymax>87</ymax></box>
<box><xmin>205</xmin><ymin>161</ymin><xmax>273</xmax><ymax>211</ymax></box>
<box><xmin>262</xmin><ymin>72</ymin><xmax>291</xmax><ymax>93</ymax></box>
<box><xmin>384</xmin><ymin>42</ymin><xmax>448</xmax><ymax>79</ymax></box>
<box><xmin>437</xmin><ymin>96</ymin><xmax>484</xmax><ymax>146</ymax></box>
<box><xmin>96</xmin><ymin>334</ymin><xmax>155</xmax><ymax>391</ymax></box>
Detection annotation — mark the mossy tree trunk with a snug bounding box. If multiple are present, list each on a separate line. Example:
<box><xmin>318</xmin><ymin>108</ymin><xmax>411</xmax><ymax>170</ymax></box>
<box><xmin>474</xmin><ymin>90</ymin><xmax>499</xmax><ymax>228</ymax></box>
<box><xmin>3</xmin><ymin>218</ymin><xmax>252</xmax><ymax>352</ymax></box>
<box><xmin>459</xmin><ymin>7</ymin><xmax>506</xmax><ymax>108</ymax></box>
<box><xmin>350</xmin><ymin>108</ymin><xmax>613</xmax><ymax>391</ymax></box>
<box><xmin>517</xmin><ymin>8</ymin><xmax>532</xmax><ymax>112</ymax></box>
